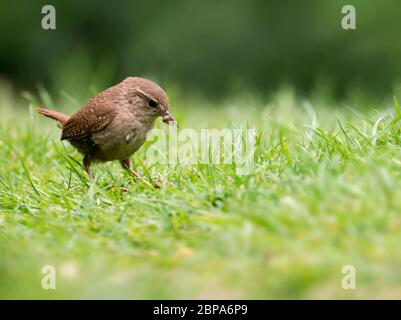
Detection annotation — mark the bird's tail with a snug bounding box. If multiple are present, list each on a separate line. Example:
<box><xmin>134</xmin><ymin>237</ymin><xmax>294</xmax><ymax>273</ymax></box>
<box><xmin>36</xmin><ymin>108</ymin><xmax>69</xmax><ymax>127</ymax></box>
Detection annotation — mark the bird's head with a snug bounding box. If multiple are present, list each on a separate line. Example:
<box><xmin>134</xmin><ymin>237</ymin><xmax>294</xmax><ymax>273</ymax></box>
<box><xmin>124</xmin><ymin>77</ymin><xmax>177</xmax><ymax>127</ymax></box>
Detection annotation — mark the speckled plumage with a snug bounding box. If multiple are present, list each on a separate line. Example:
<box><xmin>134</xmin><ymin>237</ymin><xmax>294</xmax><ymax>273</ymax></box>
<box><xmin>37</xmin><ymin>77</ymin><xmax>177</xmax><ymax>183</ymax></box>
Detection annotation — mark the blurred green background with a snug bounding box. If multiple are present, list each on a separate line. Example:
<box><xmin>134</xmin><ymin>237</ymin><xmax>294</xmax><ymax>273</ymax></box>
<box><xmin>1</xmin><ymin>0</ymin><xmax>401</xmax><ymax>100</ymax></box>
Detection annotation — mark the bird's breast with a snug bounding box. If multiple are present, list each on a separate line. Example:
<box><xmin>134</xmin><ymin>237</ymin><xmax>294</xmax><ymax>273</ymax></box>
<box><xmin>92</xmin><ymin>115</ymin><xmax>153</xmax><ymax>161</ymax></box>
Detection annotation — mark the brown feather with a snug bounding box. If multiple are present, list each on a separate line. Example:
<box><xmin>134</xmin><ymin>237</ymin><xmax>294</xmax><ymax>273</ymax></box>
<box><xmin>61</xmin><ymin>86</ymin><xmax>120</xmax><ymax>140</ymax></box>
<box><xmin>36</xmin><ymin>108</ymin><xmax>69</xmax><ymax>126</ymax></box>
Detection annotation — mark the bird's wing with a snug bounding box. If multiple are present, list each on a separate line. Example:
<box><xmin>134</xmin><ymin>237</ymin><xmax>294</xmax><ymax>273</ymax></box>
<box><xmin>61</xmin><ymin>95</ymin><xmax>118</xmax><ymax>141</ymax></box>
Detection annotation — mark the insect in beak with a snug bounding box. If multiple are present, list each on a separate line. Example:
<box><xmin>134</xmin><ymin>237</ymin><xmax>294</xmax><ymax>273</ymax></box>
<box><xmin>162</xmin><ymin>111</ymin><xmax>178</xmax><ymax>128</ymax></box>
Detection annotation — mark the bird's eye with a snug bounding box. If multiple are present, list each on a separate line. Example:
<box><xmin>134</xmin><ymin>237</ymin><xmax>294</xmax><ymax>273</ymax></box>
<box><xmin>148</xmin><ymin>99</ymin><xmax>158</xmax><ymax>108</ymax></box>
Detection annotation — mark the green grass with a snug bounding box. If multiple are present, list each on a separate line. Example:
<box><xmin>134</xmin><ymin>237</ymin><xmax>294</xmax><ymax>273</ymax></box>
<box><xmin>1</xmin><ymin>87</ymin><xmax>401</xmax><ymax>299</ymax></box>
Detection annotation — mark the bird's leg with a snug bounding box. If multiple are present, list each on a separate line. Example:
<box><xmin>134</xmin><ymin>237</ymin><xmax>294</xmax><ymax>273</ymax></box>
<box><xmin>120</xmin><ymin>158</ymin><xmax>160</xmax><ymax>189</ymax></box>
<box><xmin>83</xmin><ymin>154</ymin><xmax>93</xmax><ymax>178</ymax></box>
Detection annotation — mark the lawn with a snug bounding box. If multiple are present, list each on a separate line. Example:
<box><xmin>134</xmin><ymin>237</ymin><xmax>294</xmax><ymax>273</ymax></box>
<box><xmin>1</xmin><ymin>86</ymin><xmax>401</xmax><ymax>299</ymax></box>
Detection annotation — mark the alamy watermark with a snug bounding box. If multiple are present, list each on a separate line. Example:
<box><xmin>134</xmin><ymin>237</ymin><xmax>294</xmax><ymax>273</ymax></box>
<box><xmin>41</xmin><ymin>265</ymin><xmax>56</xmax><ymax>289</ymax></box>
<box><xmin>42</xmin><ymin>5</ymin><xmax>356</xmax><ymax>31</ymax></box>
<box><xmin>42</xmin><ymin>5</ymin><xmax>357</xmax><ymax>31</ymax></box>
<box><xmin>144</xmin><ymin>127</ymin><xmax>257</xmax><ymax>176</ymax></box>
<box><xmin>341</xmin><ymin>5</ymin><xmax>356</xmax><ymax>30</ymax></box>
<box><xmin>41</xmin><ymin>5</ymin><xmax>56</xmax><ymax>30</ymax></box>
<box><xmin>341</xmin><ymin>265</ymin><xmax>356</xmax><ymax>290</ymax></box>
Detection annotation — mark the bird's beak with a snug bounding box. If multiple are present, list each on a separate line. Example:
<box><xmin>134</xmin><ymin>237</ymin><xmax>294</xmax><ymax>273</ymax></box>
<box><xmin>162</xmin><ymin>111</ymin><xmax>178</xmax><ymax>128</ymax></box>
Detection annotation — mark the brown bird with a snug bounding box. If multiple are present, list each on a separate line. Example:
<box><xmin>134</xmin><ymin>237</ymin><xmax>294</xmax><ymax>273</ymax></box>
<box><xmin>37</xmin><ymin>76</ymin><xmax>177</xmax><ymax>187</ymax></box>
